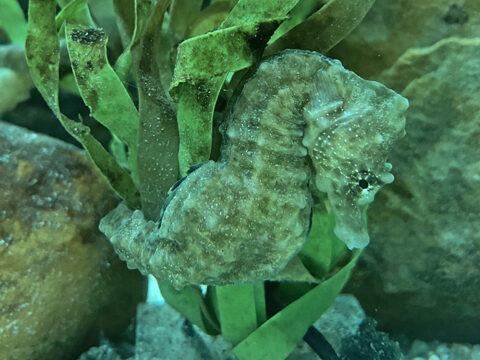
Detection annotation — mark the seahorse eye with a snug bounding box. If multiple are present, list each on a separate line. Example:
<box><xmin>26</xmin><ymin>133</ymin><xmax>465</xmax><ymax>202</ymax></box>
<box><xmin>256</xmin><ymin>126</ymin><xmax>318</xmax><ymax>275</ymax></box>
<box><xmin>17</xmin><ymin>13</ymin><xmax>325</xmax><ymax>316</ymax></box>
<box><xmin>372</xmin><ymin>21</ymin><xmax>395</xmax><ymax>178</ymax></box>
<box><xmin>358</xmin><ymin>179</ymin><xmax>369</xmax><ymax>189</ymax></box>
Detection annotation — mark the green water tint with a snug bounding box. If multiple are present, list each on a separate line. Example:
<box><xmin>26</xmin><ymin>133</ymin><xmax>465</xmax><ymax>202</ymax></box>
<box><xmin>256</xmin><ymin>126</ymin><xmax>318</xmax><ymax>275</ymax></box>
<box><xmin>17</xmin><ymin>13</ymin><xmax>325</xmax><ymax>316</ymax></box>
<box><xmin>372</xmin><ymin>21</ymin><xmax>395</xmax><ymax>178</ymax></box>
<box><xmin>20</xmin><ymin>0</ymin><xmax>375</xmax><ymax>358</ymax></box>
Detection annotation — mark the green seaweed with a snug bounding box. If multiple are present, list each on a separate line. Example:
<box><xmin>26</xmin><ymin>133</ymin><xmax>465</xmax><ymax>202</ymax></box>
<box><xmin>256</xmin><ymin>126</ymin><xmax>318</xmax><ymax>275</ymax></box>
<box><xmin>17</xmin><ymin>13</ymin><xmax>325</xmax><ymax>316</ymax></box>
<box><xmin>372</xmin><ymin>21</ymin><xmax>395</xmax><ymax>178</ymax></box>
<box><xmin>25</xmin><ymin>0</ymin><xmax>139</xmax><ymax>207</ymax></box>
<box><xmin>170</xmin><ymin>18</ymin><xmax>283</xmax><ymax>173</ymax></box>
<box><xmin>23</xmin><ymin>0</ymin><xmax>381</xmax><ymax>358</ymax></box>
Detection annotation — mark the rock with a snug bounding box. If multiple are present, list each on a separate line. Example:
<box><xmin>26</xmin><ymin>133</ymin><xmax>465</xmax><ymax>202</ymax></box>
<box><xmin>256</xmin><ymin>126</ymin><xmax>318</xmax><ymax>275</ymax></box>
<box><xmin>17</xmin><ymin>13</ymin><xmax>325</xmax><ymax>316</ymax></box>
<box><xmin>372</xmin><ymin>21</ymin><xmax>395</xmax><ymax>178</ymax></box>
<box><xmin>135</xmin><ymin>302</ymin><xmax>235</xmax><ymax>360</ymax></box>
<box><xmin>287</xmin><ymin>295</ymin><xmax>402</xmax><ymax>360</ymax></box>
<box><xmin>314</xmin><ymin>294</ymin><xmax>366</xmax><ymax>353</ymax></box>
<box><xmin>81</xmin><ymin>293</ymin><xmax>399</xmax><ymax>360</ymax></box>
<box><xmin>405</xmin><ymin>340</ymin><xmax>480</xmax><ymax>360</ymax></box>
<box><xmin>346</xmin><ymin>37</ymin><xmax>480</xmax><ymax>342</ymax></box>
<box><xmin>340</xmin><ymin>318</ymin><xmax>403</xmax><ymax>360</ymax></box>
<box><xmin>328</xmin><ymin>0</ymin><xmax>480</xmax><ymax>79</ymax></box>
<box><xmin>0</xmin><ymin>44</ymin><xmax>33</xmax><ymax>114</ymax></box>
<box><xmin>77</xmin><ymin>345</ymin><xmax>123</xmax><ymax>360</ymax></box>
<box><xmin>0</xmin><ymin>122</ymin><xmax>146</xmax><ymax>360</ymax></box>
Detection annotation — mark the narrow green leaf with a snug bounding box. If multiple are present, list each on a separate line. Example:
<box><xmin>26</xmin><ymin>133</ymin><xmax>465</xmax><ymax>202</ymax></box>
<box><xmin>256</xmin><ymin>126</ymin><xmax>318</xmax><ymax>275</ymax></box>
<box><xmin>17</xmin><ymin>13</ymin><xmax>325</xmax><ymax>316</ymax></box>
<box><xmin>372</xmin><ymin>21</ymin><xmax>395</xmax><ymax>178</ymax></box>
<box><xmin>62</xmin><ymin>118</ymin><xmax>140</xmax><ymax>207</ymax></box>
<box><xmin>25</xmin><ymin>0</ymin><xmax>139</xmax><ymax>207</ymax></box>
<box><xmin>167</xmin><ymin>0</ymin><xmax>203</xmax><ymax>42</ymax></box>
<box><xmin>266</xmin><ymin>0</ymin><xmax>376</xmax><ymax>55</ymax></box>
<box><xmin>113</xmin><ymin>0</ymin><xmax>155</xmax><ymax>80</ymax></box>
<box><xmin>55</xmin><ymin>0</ymin><xmax>95</xmax><ymax>28</ymax></box>
<box><xmin>215</xmin><ymin>284</ymin><xmax>259</xmax><ymax>345</ymax></box>
<box><xmin>134</xmin><ymin>0</ymin><xmax>179</xmax><ymax>220</ymax></box>
<box><xmin>158</xmin><ymin>282</ymin><xmax>222</xmax><ymax>334</ymax></box>
<box><xmin>0</xmin><ymin>0</ymin><xmax>27</xmax><ymax>44</ymax></box>
<box><xmin>64</xmin><ymin>22</ymin><xmax>140</xmax><ymax>182</ymax></box>
<box><xmin>268</xmin><ymin>0</ymin><xmax>326</xmax><ymax>43</ymax></box>
<box><xmin>233</xmin><ymin>251</ymin><xmax>361</xmax><ymax>360</ymax></box>
<box><xmin>64</xmin><ymin>22</ymin><xmax>138</xmax><ymax>148</ymax></box>
<box><xmin>25</xmin><ymin>0</ymin><xmax>60</xmax><ymax>113</ymax></box>
<box><xmin>113</xmin><ymin>0</ymin><xmax>135</xmax><ymax>45</ymax></box>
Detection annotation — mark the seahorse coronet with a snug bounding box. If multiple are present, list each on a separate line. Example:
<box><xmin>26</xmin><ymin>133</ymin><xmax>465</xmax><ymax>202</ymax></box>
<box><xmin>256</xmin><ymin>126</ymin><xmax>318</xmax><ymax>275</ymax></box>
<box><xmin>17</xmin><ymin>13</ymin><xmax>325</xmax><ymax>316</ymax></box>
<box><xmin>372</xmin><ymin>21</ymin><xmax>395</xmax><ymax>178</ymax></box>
<box><xmin>99</xmin><ymin>49</ymin><xmax>408</xmax><ymax>287</ymax></box>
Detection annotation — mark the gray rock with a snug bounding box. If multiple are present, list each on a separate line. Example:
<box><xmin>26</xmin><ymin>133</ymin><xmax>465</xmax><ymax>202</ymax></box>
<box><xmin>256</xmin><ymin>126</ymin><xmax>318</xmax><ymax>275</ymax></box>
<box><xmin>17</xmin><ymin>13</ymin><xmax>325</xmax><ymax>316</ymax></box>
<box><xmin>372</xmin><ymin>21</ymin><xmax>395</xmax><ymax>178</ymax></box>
<box><xmin>405</xmin><ymin>340</ymin><xmax>480</xmax><ymax>360</ymax></box>
<box><xmin>136</xmin><ymin>302</ymin><xmax>235</xmax><ymax>360</ymax></box>
<box><xmin>328</xmin><ymin>0</ymin><xmax>480</xmax><ymax>79</ymax></box>
<box><xmin>77</xmin><ymin>345</ymin><xmax>122</xmax><ymax>360</ymax></box>
<box><xmin>288</xmin><ymin>295</ymin><xmax>402</xmax><ymax>360</ymax></box>
<box><xmin>346</xmin><ymin>37</ymin><xmax>480</xmax><ymax>342</ymax></box>
<box><xmin>340</xmin><ymin>318</ymin><xmax>404</xmax><ymax>360</ymax></box>
<box><xmin>315</xmin><ymin>294</ymin><xmax>366</xmax><ymax>353</ymax></box>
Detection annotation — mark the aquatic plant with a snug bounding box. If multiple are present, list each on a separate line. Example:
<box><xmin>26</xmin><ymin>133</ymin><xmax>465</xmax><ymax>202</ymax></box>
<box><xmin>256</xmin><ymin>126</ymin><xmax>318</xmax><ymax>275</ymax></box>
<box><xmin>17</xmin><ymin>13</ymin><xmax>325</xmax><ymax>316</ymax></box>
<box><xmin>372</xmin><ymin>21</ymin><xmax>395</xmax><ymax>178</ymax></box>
<box><xmin>15</xmin><ymin>0</ymin><xmax>407</xmax><ymax>358</ymax></box>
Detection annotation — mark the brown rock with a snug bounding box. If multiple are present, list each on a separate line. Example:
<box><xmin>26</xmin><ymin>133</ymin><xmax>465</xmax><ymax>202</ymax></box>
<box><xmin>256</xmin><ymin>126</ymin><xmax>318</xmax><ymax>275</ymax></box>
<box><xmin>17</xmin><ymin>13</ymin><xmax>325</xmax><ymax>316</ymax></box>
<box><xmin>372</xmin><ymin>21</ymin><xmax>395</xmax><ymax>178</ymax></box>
<box><xmin>328</xmin><ymin>0</ymin><xmax>480</xmax><ymax>79</ymax></box>
<box><xmin>346</xmin><ymin>38</ymin><xmax>480</xmax><ymax>342</ymax></box>
<box><xmin>0</xmin><ymin>122</ymin><xmax>146</xmax><ymax>360</ymax></box>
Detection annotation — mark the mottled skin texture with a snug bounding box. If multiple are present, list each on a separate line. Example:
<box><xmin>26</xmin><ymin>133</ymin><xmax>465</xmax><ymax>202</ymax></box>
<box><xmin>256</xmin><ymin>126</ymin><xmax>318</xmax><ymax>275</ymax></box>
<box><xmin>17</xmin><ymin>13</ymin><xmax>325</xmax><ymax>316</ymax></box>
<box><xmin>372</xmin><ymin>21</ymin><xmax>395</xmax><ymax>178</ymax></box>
<box><xmin>100</xmin><ymin>50</ymin><xmax>407</xmax><ymax>287</ymax></box>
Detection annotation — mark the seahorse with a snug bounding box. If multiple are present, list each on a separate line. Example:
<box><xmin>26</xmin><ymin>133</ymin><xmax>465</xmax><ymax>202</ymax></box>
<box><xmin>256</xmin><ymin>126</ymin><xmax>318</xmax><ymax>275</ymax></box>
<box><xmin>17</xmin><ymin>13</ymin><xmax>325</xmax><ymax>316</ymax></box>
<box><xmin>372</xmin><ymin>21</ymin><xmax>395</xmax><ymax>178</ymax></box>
<box><xmin>99</xmin><ymin>50</ymin><xmax>408</xmax><ymax>288</ymax></box>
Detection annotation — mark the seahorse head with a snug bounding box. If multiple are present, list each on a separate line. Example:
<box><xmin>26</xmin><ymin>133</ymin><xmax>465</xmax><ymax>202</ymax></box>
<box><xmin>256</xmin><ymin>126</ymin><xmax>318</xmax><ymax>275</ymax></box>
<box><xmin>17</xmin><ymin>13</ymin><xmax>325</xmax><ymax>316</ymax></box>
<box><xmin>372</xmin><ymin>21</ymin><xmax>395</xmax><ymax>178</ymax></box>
<box><xmin>302</xmin><ymin>55</ymin><xmax>408</xmax><ymax>249</ymax></box>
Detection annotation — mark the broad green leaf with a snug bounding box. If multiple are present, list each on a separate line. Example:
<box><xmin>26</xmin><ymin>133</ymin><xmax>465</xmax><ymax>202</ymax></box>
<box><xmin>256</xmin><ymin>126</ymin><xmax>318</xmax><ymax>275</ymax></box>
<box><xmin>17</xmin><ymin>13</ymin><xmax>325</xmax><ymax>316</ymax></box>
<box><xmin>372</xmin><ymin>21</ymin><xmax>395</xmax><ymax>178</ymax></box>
<box><xmin>134</xmin><ymin>0</ymin><xmax>179</xmax><ymax>220</ymax></box>
<box><xmin>221</xmin><ymin>0</ymin><xmax>298</xmax><ymax>27</ymax></box>
<box><xmin>159</xmin><ymin>281</ymin><xmax>220</xmax><ymax>335</ymax></box>
<box><xmin>0</xmin><ymin>0</ymin><xmax>27</xmax><ymax>44</ymax></box>
<box><xmin>252</xmin><ymin>282</ymin><xmax>267</xmax><ymax>325</ymax></box>
<box><xmin>266</xmin><ymin>0</ymin><xmax>376</xmax><ymax>55</ymax></box>
<box><xmin>170</xmin><ymin>0</ymin><xmax>305</xmax><ymax>174</ymax></box>
<box><xmin>215</xmin><ymin>284</ymin><xmax>259</xmax><ymax>345</ymax></box>
<box><xmin>170</xmin><ymin>20</ymin><xmax>282</xmax><ymax>173</ymax></box>
<box><xmin>186</xmin><ymin>1</ymin><xmax>233</xmax><ymax>38</ymax></box>
<box><xmin>25</xmin><ymin>0</ymin><xmax>139</xmax><ymax>207</ymax></box>
<box><xmin>64</xmin><ymin>22</ymin><xmax>140</xmax><ymax>182</ymax></box>
<box><xmin>233</xmin><ymin>251</ymin><xmax>361</xmax><ymax>360</ymax></box>
<box><xmin>299</xmin><ymin>210</ymin><xmax>346</xmax><ymax>278</ymax></box>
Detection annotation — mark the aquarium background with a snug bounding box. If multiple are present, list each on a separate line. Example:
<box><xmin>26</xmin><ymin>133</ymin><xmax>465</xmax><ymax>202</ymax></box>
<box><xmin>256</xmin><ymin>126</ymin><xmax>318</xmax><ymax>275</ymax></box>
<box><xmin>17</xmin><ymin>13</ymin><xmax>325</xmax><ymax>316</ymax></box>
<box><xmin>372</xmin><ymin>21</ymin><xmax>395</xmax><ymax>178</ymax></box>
<box><xmin>0</xmin><ymin>0</ymin><xmax>479</xmax><ymax>359</ymax></box>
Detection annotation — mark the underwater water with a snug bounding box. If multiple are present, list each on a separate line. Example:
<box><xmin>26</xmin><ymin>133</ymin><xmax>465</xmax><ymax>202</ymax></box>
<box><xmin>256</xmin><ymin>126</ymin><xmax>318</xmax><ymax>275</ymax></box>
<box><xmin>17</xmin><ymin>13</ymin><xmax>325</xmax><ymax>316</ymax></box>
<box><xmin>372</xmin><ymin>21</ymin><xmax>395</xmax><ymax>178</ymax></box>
<box><xmin>1</xmin><ymin>1</ymin><xmax>479</xmax><ymax>360</ymax></box>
